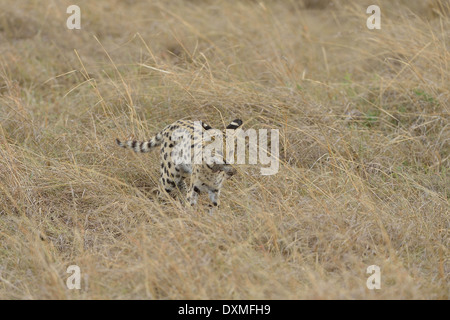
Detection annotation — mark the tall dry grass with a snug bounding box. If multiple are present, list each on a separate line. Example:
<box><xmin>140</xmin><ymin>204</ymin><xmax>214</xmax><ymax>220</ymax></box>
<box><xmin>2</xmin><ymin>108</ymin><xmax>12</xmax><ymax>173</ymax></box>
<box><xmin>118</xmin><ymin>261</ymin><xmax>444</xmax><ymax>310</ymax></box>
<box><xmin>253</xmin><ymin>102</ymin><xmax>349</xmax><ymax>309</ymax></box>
<box><xmin>0</xmin><ymin>0</ymin><xmax>448</xmax><ymax>299</ymax></box>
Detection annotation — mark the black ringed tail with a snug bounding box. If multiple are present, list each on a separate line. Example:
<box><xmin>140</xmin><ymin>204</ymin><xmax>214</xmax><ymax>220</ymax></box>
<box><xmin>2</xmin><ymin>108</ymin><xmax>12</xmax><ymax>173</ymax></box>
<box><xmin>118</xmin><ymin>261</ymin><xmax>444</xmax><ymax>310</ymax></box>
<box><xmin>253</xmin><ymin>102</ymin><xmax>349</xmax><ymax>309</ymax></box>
<box><xmin>116</xmin><ymin>132</ymin><xmax>163</xmax><ymax>153</ymax></box>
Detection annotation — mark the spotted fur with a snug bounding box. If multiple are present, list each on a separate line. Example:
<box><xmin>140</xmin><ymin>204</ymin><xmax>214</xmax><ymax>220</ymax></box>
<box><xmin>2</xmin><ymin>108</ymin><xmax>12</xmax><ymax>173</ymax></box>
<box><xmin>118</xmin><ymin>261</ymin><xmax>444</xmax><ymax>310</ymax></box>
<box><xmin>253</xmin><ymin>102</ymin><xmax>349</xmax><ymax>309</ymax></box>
<box><xmin>116</xmin><ymin>119</ymin><xmax>243</xmax><ymax>207</ymax></box>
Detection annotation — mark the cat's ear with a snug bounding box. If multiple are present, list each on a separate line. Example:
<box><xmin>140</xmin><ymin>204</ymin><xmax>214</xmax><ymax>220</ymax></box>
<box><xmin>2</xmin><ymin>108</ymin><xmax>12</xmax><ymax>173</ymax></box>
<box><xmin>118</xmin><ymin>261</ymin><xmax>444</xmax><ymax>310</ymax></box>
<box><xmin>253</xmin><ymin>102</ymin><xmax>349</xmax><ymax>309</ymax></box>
<box><xmin>226</xmin><ymin>119</ymin><xmax>243</xmax><ymax>130</ymax></box>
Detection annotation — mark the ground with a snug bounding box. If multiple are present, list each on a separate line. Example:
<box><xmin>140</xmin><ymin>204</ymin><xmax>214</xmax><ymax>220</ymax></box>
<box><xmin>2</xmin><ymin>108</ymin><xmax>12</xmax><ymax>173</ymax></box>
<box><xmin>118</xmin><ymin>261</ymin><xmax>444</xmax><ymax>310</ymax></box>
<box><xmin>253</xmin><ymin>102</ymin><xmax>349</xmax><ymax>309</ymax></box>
<box><xmin>0</xmin><ymin>0</ymin><xmax>448</xmax><ymax>299</ymax></box>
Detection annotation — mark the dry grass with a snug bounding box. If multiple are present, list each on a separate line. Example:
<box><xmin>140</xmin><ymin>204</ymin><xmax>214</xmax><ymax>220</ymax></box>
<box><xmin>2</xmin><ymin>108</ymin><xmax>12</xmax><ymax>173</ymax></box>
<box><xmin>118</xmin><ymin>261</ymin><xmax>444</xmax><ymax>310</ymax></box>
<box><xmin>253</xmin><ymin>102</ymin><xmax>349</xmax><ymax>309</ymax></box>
<box><xmin>0</xmin><ymin>0</ymin><xmax>448</xmax><ymax>299</ymax></box>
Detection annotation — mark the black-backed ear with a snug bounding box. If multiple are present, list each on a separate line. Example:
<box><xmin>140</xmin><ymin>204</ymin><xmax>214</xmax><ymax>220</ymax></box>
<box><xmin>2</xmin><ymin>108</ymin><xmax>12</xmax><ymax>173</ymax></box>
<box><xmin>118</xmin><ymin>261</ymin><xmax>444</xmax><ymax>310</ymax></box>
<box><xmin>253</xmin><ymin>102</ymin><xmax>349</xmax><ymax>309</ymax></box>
<box><xmin>202</xmin><ymin>122</ymin><xmax>212</xmax><ymax>130</ymax></box>
<box><xmin>226</xmin><ymin>119</ymin><xmax>243</xmax><ymax>130</ymax></box>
